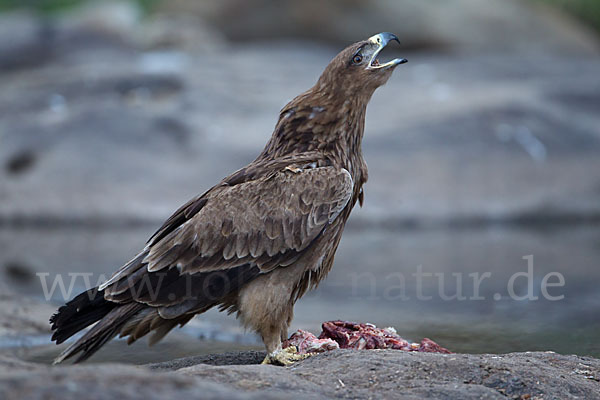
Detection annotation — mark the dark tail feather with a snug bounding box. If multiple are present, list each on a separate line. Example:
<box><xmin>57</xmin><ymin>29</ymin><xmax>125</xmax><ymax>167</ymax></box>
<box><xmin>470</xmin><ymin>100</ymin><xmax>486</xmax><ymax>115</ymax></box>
<box><xmin>50</xmin><ymin>288</ymin><xmax>116</xmax><ymax>344</ymax></box>
<box><xmin>50</xmin><ymin>288</ymin><xmax>143</xmax><ymax>364</ymax></box>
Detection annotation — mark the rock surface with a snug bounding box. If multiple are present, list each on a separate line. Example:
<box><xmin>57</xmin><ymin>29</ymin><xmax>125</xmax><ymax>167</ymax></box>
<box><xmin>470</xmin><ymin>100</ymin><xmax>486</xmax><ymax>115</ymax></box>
<box><xmin>1</xmin><ymin>350</ymin><xmax>599</xmax><ymax>399</ymax></box>
<box><xmin>0</xmin><ymin>283</ymin><xmax>54</xmax><ymax>339</ymax></box>
<box><xmin>1</xmin><ymin>5</ymin><xmax>600</xmax><ymax>398</ymax></box>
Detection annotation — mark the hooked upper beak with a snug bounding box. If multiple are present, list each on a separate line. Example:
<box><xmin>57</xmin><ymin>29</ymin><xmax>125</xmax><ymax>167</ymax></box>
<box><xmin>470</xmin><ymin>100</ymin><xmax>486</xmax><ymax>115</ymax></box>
<box><xmin>366</xmin><ymin>32</ymin><xmax>407</xmax><ymax>70</ymax></box>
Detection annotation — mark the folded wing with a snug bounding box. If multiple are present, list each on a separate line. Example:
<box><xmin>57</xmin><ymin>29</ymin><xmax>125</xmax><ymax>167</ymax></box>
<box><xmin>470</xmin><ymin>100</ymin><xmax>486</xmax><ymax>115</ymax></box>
<box><xmin>99</xmin><ymin>165</ymin><xmax>353</xmax><ymax>319</ymax></box>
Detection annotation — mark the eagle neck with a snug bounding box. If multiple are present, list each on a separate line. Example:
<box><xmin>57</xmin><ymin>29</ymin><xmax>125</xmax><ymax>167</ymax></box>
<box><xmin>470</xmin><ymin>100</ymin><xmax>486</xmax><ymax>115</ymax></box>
<box><xmin>259</xmin><ymin>89</ymin><xmax>370</xmax><ymax>184</ymax></box>
<box><xmin>331</xmin><ymin>98</ymin><xmax>367</xmax><ymax>179</ymax></box>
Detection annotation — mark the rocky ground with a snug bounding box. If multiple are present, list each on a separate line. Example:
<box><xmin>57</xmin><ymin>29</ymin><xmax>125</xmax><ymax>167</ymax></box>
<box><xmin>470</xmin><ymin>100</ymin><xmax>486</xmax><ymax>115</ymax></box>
<box><xmin>1</xmin><ymin>283</ymin><xmax>598</xmax><ymax>399</ymax></box>
<box><xmin>1</xmin><ymin>1</ymin><xmax>600</xmax><ymax>398</ymax></box>
<box><xmin>1</xmin><ymin>350</ymin><xmax>599</xmax><ymax>400</ymax></box>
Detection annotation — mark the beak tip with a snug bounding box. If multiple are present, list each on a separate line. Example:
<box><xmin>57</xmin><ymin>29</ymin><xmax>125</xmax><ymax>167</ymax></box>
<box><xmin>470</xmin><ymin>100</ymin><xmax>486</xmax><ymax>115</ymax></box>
<box><xmin>380</xmin><ymin>32</ymin><xmax>400</xmax><ymax>45</ymax></box>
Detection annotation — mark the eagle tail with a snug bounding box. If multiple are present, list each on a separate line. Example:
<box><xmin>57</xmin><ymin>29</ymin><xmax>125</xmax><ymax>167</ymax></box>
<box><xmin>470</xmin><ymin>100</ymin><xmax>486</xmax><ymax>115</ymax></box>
<box><xmin>50</xmin><ymin>288</ymin><xmax>142</xmax><ymax>364</ymax></box>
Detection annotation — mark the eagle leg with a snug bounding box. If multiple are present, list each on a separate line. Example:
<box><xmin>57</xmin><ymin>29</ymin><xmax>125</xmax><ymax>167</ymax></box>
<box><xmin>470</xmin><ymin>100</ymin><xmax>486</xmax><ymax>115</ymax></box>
<box><xmin>261</xmin><ymin>345</ymin><xmax>309</xmax><ymax>366</ymax></box>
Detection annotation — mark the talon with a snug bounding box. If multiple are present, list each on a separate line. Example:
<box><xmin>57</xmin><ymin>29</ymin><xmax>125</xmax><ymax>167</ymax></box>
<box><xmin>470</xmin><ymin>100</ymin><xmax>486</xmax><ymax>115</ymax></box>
<box><xmin>261</xmin><ymin>346</ymin><xmax>310</xmax><ymax>366</ymax></box>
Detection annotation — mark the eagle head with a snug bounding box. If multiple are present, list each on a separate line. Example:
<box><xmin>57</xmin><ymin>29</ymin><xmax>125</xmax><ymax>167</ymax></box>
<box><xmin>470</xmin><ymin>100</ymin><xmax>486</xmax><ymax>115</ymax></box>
<box><xmin>316</xmin><ymin>32</ymin><xmax>407</xmax><ymax>99</ymax></box>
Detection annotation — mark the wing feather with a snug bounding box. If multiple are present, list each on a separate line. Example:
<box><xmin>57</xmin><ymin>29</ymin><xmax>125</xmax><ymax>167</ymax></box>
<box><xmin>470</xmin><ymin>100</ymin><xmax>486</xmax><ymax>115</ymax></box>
<box><xmin>145</xmin><ymin>166</ymin><xmax>352</xmax><ymax>275</ymax></box>
<box><xmin>101</xmin><ymin>164</ymin><xmax>353</xmax><ymax>315</ymax></box>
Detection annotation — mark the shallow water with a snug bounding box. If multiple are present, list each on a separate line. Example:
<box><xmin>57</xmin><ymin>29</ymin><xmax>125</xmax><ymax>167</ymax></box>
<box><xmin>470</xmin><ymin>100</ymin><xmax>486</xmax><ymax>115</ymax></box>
<box><xmin>1</xmin><ymin>223</ymin><xmax>598</xmax><ymax>363</ymax></box>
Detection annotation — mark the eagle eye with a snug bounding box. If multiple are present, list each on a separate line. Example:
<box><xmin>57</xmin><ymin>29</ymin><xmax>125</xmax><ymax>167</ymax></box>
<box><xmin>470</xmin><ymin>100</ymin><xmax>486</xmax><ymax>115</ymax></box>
<box><xmin>352</xmin><ymin>54</ymin><xmax>363</xmax><ymax>65</ymax></box>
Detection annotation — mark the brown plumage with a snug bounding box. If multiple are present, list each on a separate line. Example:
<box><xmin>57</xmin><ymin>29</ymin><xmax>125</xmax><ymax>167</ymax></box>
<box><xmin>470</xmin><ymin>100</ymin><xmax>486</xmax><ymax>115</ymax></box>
<box><xmin>50</xmin><ymin>33</ymin><xmax>407</xmax><ymax>364</ymax></box>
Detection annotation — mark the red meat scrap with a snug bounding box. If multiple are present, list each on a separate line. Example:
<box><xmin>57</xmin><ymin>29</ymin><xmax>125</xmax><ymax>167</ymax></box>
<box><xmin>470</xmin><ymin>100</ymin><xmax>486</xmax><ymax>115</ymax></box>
<box><xmin>284</xmin><ymin>320</ymin><xmax>451</xmax><ymax>355</ymax></box>
<box><xmin>283</xmin><ymin>329</ymin><xmax>339</xmax><ymax>353</ymax></box>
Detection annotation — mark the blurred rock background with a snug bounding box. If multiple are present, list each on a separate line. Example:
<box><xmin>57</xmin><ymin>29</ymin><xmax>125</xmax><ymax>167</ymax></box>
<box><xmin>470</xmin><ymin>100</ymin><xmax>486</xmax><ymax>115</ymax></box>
<box><xmin>0</xmin><ymin>0</ymin><xmax>599</xmax><ymax>362</ymax></box>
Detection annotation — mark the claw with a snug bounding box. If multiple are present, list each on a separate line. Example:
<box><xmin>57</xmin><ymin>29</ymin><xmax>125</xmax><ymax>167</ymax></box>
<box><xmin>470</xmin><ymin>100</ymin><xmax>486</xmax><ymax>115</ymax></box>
<box><xmin>261</xmin><ymin>346</ymin><xmax>310</xmax><ymax>366</ymax></box>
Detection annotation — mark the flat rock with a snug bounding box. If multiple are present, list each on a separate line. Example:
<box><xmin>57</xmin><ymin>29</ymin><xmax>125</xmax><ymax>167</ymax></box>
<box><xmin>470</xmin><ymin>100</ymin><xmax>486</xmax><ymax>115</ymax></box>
<box><xmin>1</xmin><ymin>350</ymin><xmax>599</xmax><ymax>399</ymax></box>
<box><xmin>0</xmin><ymin>358</ymin><xmax>286</xmax><ymax>400</ymax></box>
<box><xmin>147</xmin><ymin>351</ymin><xmax>266</xmax><ymax>369</ymax></box>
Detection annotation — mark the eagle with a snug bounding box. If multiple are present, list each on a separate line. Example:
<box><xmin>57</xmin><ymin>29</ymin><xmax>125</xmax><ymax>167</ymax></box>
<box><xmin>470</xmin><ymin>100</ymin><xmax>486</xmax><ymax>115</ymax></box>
<box><xmin>50</xmin><ymin>32</ymin><xmax>407</xmax><ymax>365</ymax></box>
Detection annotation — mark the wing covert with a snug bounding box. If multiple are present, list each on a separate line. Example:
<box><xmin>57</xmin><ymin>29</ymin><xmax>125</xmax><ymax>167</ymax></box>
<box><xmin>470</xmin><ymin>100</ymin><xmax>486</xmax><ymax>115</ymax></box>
<box><xmin>145</xmin><ymin>166</ymin><xmax>353</xmax><ymax>275</ymax></box>
<box><xmin>100</xmin><ymin>165</ymin><xmax>353</xmax><ymax>311</ymax></box>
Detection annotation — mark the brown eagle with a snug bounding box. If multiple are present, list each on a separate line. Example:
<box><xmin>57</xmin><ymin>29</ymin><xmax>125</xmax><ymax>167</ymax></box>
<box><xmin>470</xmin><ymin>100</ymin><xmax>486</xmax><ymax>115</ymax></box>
<box><xmin>50</xmin><ymin>33</ymin><xmax>407</xmax><ymax>365</ymax></box>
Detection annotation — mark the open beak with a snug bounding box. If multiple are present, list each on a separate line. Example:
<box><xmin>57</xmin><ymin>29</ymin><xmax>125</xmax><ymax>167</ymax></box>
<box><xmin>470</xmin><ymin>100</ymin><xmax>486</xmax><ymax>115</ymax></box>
<box><xmin>366</xmin><ymin>32</ymin><xmax>407</xmax><ymax>70</ymax></box>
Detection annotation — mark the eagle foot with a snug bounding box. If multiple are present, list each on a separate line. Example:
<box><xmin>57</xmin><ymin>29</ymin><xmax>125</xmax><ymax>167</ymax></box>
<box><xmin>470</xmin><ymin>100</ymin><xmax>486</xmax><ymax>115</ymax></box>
<box><xmin>261</xmin><ymin>346</ymin><xmax>310</xmax><ymax>366</ymax></box>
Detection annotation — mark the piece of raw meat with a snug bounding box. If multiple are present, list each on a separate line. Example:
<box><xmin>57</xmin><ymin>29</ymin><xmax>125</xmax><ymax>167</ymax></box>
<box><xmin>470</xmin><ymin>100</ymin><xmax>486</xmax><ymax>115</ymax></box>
<box><xmin>284</xmin><ymin>320</ymin><xmax>451</xmax><ymax>355</ymax></box>
<box><xmin>283</xmin><ymin>329</ymin><xmax>339</xmax><ymax>353</ymax></box>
